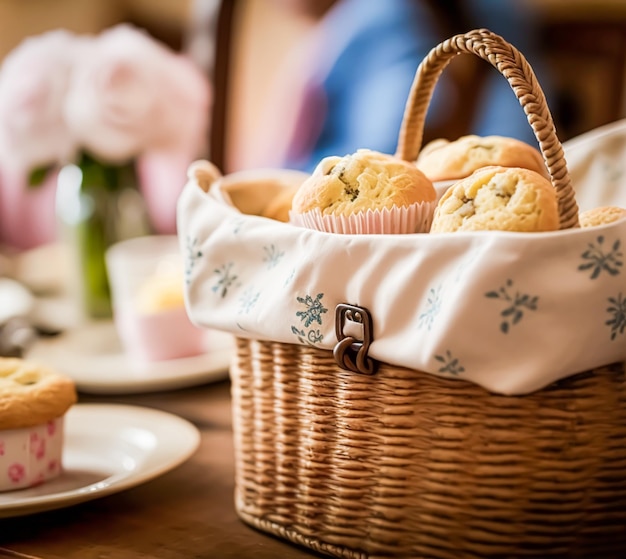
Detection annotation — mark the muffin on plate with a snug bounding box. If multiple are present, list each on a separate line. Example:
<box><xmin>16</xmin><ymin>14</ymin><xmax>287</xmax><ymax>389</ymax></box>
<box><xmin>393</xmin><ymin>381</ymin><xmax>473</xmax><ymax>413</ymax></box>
<box><xmin>430</xmin><ymin>166</ymin><xmax>560</xmax><ymax>233</ymax></box>
<box><xmin>0</xmin><ymin>357</ymin><xmax>76</xmax><ymax>491</ymax></box>
<box><xmin>579</xmin><ymin>206</ymin><xmax>626</xmax><ymax>228</ymax></box>
<box><xmin>290</xmin><ymin>148</ymin><xmax>436</xmax><ymax>234</ymax></box>
<box><xmin>417</xmin><ymin>135</ymin><xmax>549</xmax><ymax>182</ymax></box>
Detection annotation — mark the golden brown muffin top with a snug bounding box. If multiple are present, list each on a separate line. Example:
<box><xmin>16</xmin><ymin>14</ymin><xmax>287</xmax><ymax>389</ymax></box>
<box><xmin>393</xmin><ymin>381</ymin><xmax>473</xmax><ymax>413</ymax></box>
<box><xmin>430</xmin><ymin>166</ymin><xmax>560</xmax><ymax>233</ymax></box>
<box><xmin>417</xmin><ymin>135</ymin><xmax>548</xmax><ymax>182</ymax></box>
<box><xmin>0</xmin><ymin>357</ymin><xmax>77</xmax><ymax>430</ymax></box>
<box><xmin>292</xmin><ymin>149</ymin><xmax>436</xmax><ymax>216</ymax></box>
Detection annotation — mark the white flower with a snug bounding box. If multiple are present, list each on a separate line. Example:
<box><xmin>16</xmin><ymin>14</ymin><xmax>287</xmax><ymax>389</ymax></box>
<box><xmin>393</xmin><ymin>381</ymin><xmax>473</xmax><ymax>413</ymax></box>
<box><xmin>64</xmin><ymin>24</ymin><xmax>211</xmax><ymax>164</ymax></box>
<box><xmin>0</xmin><ymin>30</ymin><xmax>80</xmax><ymax>172</ymax></box>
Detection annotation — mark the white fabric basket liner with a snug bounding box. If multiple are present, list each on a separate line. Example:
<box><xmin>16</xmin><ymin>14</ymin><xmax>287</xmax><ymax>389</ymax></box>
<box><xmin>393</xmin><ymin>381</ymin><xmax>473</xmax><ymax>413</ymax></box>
<box><xmin>178</xmin><ymin>122</ymin><xmax>626</xmax><ymax>396</ymax></box>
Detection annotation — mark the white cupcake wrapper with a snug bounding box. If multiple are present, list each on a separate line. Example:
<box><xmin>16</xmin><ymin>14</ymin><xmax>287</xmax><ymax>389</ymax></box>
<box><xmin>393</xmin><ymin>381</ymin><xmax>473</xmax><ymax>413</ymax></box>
<box><xmin>289</xmin><ymin>200</ymin><xmax>435</xmax><ymax>234</ymax></box>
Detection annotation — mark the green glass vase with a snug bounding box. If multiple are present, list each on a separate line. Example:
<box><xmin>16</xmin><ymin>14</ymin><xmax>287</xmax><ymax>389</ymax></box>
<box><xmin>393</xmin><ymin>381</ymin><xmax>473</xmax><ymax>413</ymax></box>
<box><xmin>57</xmin><ymin>153</ymin><xmax>151</xmax><ymax>320</ymax></box>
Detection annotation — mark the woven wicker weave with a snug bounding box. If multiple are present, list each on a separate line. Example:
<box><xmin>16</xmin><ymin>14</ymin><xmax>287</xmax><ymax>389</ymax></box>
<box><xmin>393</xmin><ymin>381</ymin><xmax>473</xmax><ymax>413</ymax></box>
<box><xmin>396</xmin><ymin>28</ymin><xmax>579</xmax><ymax>229</ymax></box>
<box><xmin>230</xmin><ymin>30</ymin><xmax>626</xmax><ymax>558</ymax></box>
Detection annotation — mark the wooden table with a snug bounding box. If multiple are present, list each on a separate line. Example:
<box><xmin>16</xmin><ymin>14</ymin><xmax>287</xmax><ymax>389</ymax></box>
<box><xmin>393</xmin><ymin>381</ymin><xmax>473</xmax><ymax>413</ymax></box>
<box><xmin>0</xmin><ymin>380</ymin><xmax>323</xmax><ymax>559</ymax></box>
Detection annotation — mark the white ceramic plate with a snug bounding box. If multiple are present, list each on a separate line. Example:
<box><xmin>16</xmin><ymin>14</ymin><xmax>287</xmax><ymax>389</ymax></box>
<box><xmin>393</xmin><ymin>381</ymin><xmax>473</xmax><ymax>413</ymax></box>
<box><xmin>26</xmin><ymin>320</ymin><xmax>234</xmax><ymax>394</ymax></box>
<box><xmin>0</xmin><ymin>403</ymin><xmax>200</xmax><ymax>518</ymax></box>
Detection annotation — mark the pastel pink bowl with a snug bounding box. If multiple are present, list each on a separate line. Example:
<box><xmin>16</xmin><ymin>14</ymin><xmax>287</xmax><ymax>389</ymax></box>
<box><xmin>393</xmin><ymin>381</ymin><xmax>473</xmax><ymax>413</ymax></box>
<box><xmin>114</xmin><ymin>306</ymin><xmax>206</xmax><ymax>363</ymax></box>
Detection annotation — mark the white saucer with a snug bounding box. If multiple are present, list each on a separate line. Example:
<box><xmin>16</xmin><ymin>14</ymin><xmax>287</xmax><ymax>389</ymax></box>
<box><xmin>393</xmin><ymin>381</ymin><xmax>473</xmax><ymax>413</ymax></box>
<box><xmin>0</xmin><ymin>277</ymin><xmax>34</xmax><ymax>323</ymax></box>
<box><xmin>26</xmin><ymin>320</ymin><xmax>234</xmax><ymax>394</ymax></box>
<box><xmin>0</xmin><ymin>403</ymin><xmax>200</xmax><ymax>518</ymax></box>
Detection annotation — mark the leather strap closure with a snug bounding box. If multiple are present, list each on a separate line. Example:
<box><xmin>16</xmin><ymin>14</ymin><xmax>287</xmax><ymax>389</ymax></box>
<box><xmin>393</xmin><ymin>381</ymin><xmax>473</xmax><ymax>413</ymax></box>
<box><xmin>333</xmin><ymin>304</ymin><xmax>377</xmax><ymax>375</ymax></box>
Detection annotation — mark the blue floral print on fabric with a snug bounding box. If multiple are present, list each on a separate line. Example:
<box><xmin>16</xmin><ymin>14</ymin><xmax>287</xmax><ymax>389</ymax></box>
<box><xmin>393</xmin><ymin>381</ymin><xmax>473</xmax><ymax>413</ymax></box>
<box><xmin>238</xmin><ymin>287</ymin><xmax>260</xmax><ymax>315</ymax></box>
<box><xmin>184</xmin><ymin>235</ymin><xmax>202</xmax><ymax>285</ymax></box>
<box><xmin>485</xmin><ymin>279</ymin><xmax>538</xmax><ymax>334</ymax></box>
<box><xmin>291</xmin><ymin>327</ymin><xmax>324</xmax><ymax>345</ymax></box>
<box><xmin>211</xmin><ymin>262</ymin><xmax>238</xmax><ymax>298</ymax></box>
<box><xmin>263</xmin><ymin>244</ymin><xmax>284</xmax><ymax>269</ymax></box>
<box><xmin>453</xmin><ymin>257</ymin><xmax>473</xmax><ymax>284</ymax></box>
<box><xmin>231</xmin><ymin>218</ymin><xmax>245</xmax><ymax>234</ymax></box>
<box><xmin>283</xmin><ymin>267</ymin><xmax>296</xmax><ymax>287</ymax></box>
<box><xmin>434</xmin><ymin>350</ymin><xmax>465</xmax><ymax>376</ymax></box>
<box><xmin>606</xmin><ymin>293</ymin><xmax>626</xmax><ymax>340</ymax></box>
<box><xmin>418</xmin><ymin>285</ymin><xmax>442</xmax><ymax>331</ymax></box>
<box><xmin>296</xmin><ymin>293</ymin><xmax>327</xmax><ymax>327</ymax></box>
<box><xmin>291</xmin><ymin>293</ymin><xmax>327</xmax><ymax>346</ymax></box>
<box><xmin>579</xmin><ymin>236</ymin><xmax>622</xmax><ymax>279</ymax></box>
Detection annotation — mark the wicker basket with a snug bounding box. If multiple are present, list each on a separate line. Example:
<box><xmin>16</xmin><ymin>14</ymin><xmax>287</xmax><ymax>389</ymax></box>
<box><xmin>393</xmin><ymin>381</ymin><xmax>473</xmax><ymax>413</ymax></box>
<box><xmin>229</xmin><ymin>29</ymin><xmax>626</xmax><ymax>558</ymax></box>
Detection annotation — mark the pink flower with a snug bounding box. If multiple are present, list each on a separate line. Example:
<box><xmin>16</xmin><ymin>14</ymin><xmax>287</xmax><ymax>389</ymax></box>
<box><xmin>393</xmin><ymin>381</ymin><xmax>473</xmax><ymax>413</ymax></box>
<box><xmin>34</xmin><ymin>440</ymin><xmax>46</xmax><ymax>460</ymax></box>
<box><xmin>8</xmin><ymin>463</ymin><xmax>25</xmax><ymax>483</ymax></box>
<box><xmin>0</xmin><ymin>167</ymin><xmax>58</xmax><ymax>249</ymax></box>
<box><xmin>64</xmin><ymin>24</ymin><xmax>211</xmax><ymax>164</ymax></box>
<box><xmin>0</xmin><ymin>24</ymin><xmax>211</xmax><ymax>245</ymax></box>
<box><xmin>47</xmin><ymin>420</ymin><xmax>56</xmax><ymax>436</ymax></box>
<box><xmin>0</xmin><ymin>30</ymin><xmax>80</xmax><ymax>173</ymax></box>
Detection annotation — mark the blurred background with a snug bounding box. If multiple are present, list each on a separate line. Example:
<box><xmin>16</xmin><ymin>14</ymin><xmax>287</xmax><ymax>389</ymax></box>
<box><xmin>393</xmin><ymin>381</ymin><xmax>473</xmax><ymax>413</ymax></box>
<box><xmin>1</xmin><ymin>0</ymin><xmax>623</xmax><ymax>174</ymax></box>
<box><xmin>1</xmin><ymin>0</ymin><xmax>626</xmax><ymax>352</ymax></box>
<box><xmin>228</xmin><ymin>0</ymin><xmax>626</xmax><ymax>173</ymax></box>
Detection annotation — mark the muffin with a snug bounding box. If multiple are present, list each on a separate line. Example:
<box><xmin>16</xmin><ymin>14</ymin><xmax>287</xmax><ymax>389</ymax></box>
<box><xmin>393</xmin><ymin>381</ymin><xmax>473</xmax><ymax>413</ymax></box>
<box><xmin>0</xmin><ymin>357</ymin><xmax>76</xmax><ymax>491</ymax></box>
<box><xmin>430</xmin><ymin>166</ymin><xmax>560</xmax><ymax>233</ymax></box>
<box><xmin>579</xmin><ymin>206</ymin><xmax>626</xmax><ymax>227</ymax></box>
<box><xmin>417</xmin><ymin>135</ymin><xmax>549</xmax><ymax>182</ymax></box>
<box><xmin>290</xmin><ymin>148</ymin><xmax>436</xmax><ymax>234</ymax></box>
<box><xmin>107</xmin><ymin>236</ymin><xmax>206</xmax><ymax>363</ymax></box>
<box><xmin>136</xmin><ymin>262</ymin><xmax>186</xmax><ymax>314</ymax></box>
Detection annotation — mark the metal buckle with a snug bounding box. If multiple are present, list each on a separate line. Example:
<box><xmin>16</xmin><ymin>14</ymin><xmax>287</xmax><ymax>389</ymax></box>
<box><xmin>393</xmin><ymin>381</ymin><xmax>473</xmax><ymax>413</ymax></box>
<box><xmin>333</xmin><ymin>304</ymin><xmax>377</xmax><ymax>375</ymax></box>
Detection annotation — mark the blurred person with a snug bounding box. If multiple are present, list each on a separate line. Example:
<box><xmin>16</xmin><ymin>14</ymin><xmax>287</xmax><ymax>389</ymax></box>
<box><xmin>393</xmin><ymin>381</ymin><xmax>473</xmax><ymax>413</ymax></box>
<box><xmin>249</xmin><ymin>0</ymin><xmax>551</xmax><ymax>173</ymax></box>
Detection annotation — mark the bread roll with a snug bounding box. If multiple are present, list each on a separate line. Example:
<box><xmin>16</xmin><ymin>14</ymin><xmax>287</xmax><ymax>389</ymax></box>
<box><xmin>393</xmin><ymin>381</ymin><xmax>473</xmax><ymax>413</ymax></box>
<box><xmin>579</xmin><ymin>206</ymin><xmax>626</xmax><ymax>227</ymax></box>
<box><xmin>417</xmin><ymin>135</ymin><xmax>548</xmax><ymax>182</ymax></box>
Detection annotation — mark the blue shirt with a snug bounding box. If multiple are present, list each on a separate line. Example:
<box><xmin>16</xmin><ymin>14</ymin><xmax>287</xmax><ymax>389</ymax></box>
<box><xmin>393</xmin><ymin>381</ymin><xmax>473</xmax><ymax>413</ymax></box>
<box><xmin>283</xmin><ymin>0</ymin><xmax>551</xmax><ymax>173</ymax></box>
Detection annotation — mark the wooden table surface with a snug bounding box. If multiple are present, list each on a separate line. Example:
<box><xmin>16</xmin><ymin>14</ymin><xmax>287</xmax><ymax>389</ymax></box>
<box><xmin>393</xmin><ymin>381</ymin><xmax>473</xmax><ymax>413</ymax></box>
<box><xmin>0</xmin><ymin>380</ymin><xmax>324</xmax><ymax>559</ymax></box>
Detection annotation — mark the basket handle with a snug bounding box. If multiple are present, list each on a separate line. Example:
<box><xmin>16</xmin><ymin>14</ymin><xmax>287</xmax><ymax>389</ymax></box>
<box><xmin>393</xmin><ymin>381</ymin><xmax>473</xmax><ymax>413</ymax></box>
<box><xmin>395</xmin><ymin>28</ymin><xmax>579</xmax><ymax>229</ymax></box>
